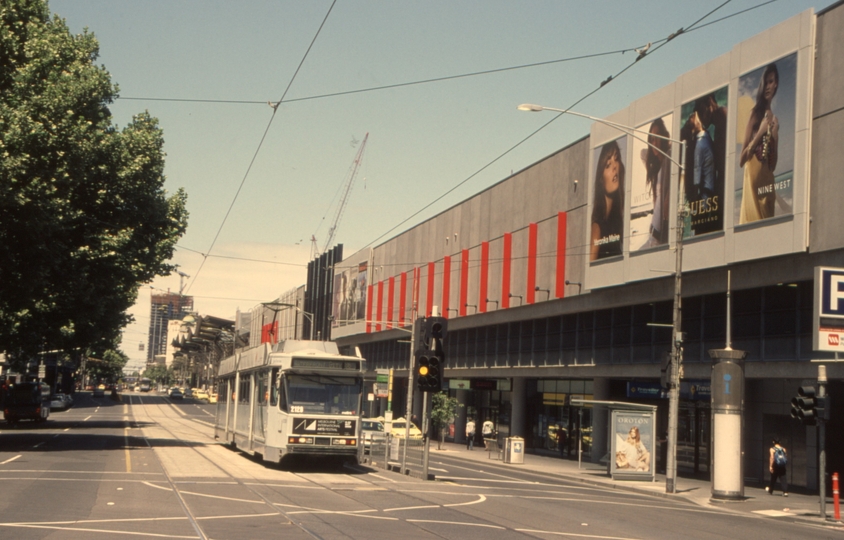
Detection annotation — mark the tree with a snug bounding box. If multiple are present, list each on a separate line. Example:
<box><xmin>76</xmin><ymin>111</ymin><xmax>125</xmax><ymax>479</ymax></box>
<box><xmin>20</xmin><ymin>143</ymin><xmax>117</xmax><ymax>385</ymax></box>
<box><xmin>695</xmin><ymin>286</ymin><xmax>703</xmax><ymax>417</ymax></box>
<box><xmin>143</xmin><ymin>363</ymin><xmax>173</xmax><ymax>388</ymax></box>
<box><xmin>0</xmin><ymin>0</ymin><xmax>188</xmax><ymax>368</ymax></box>
<box><xmin>430</xmin><ymin>392</ymin><xmax>462</xmax><ymax>450</ymax></box>
<box><xmin>86</xmin><ymin>349</ymin><xmax>128</xmax><ymax>384</ymax></box>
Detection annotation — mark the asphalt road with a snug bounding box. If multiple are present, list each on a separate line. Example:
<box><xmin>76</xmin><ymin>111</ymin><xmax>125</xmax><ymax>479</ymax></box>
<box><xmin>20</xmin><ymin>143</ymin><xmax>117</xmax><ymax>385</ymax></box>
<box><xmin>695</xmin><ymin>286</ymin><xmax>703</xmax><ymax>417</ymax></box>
<box><xmin>0</xmin><ymin>392</ymin><xmax>839</xmax><ymax>539</ymax></box>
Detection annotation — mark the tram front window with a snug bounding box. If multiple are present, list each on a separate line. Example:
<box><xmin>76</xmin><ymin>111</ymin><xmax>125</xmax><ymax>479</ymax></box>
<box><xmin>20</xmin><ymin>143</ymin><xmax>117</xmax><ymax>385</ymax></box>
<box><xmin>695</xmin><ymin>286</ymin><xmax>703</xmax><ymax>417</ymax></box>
<box><xmin>286</xmin><ymin>375</ymin><xmax>361</xmax><ymax>415</ymax></box>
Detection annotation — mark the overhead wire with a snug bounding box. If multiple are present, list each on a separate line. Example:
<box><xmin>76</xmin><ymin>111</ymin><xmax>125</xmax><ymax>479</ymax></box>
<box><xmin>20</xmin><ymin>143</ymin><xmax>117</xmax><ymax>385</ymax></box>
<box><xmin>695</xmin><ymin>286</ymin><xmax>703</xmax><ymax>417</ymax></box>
<box><xmin>183</xmin><ymin>0</ymin><xmax>337</xmax><ymax>294</ymax></box>
<box><xmin>354</xmin><ymin>0</ymin><xmax>737</xmax><ymax>253</ymax></box>
<box><xmin>115</xmin><ymin>1</ymin><xmax>770</xmax><ymax>109</ymax></box>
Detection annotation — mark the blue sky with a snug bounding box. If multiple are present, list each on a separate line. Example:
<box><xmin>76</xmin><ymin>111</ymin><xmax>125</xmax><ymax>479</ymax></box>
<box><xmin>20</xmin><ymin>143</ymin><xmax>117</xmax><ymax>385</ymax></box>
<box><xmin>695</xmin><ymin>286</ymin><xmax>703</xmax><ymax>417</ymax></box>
<box><xmin>47</xmin><ymin>0</ymin><xmax>833</xmax><ymax>369</ymax></box>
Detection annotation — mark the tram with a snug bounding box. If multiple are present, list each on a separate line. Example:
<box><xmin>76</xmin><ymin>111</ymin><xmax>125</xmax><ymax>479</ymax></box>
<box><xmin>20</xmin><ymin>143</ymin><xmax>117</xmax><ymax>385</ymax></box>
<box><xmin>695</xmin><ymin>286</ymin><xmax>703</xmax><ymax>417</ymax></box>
<box><xmin>214</xmin><ymin>340</ymin><xmax>365</xmax><ymax>463</ymax></box>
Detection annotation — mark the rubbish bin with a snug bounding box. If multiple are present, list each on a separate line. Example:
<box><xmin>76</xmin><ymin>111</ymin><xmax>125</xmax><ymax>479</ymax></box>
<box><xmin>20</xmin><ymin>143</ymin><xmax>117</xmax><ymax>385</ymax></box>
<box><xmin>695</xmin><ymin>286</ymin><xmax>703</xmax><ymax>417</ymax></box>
<box><xmin>504</xmin><ymin>437</ymin><xmax>524</xmax><ymax>464</ymax></box>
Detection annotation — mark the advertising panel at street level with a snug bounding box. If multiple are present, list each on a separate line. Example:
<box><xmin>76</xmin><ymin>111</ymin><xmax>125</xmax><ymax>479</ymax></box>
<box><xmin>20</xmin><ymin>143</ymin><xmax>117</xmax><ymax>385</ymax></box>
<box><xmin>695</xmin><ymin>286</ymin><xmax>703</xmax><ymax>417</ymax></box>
<box><xmin>610</xmin><ymin>410</ymin><xmax>655</xmax><ymax>481</ymax></box>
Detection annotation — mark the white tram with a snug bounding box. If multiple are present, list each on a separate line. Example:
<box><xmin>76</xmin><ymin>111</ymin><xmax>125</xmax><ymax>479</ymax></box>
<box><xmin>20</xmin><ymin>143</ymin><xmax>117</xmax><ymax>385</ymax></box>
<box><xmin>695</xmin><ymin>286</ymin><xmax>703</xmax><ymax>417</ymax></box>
<box><xmin>214</xmin><ymin>340</ymin><xmax>364</xmax><ymax>463</ymax></box>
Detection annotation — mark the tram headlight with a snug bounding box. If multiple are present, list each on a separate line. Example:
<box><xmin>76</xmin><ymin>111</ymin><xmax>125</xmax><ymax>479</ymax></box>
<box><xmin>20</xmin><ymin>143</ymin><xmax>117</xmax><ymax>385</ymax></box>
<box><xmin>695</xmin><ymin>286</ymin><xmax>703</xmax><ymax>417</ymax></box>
<box><xmin>332</xmin><ymin>438</ymin><xmax>357</xmax><ymax>445</ymax></box>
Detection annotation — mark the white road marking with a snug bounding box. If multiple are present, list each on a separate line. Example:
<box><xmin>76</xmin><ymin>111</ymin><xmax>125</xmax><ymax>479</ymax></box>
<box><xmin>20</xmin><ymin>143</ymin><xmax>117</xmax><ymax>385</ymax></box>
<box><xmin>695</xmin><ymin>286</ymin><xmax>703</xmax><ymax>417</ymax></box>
<box><xmin>384</xmin><ymin>504</ymin><xmax>440</xmax><ymax>512</ymax></box>
<box><xmin>178</xmin><ymin>491</ymin><xmax>264</xmax><ymax>504</ymax></box>
<box><xmin>516</xmin><ymin>528</ymin><xmax>641</xmax><ymax>539</ymax></box>
<box><xmin>32</xmin><ymin>442</ymin><xmax>44</xmax><ymax>448</ymax></box>
<box><xmin>142</xmin><ymin>481</ymin><xmax>172</xmax><ymax>491</ymax></box>
<box><xmin>427</xmin><ymin>466</ymin><xmax>448</xmax><ymax>472</ymax></box>
<box><xmin>84</xmin><ymin>415</ymin><xmax>92</xmax><ymax>421</ymax></box>
<box><xmin>444</xmin><ymin>494</ymin><xmax>486</xmax><ymax>507</ymax></box>
<box><xmin>0</xmin><ymin>455</ymin><xmax>21</xmax><ymax>465</ymax></box>
<box><xmin>408</xmin><ymin>519</ymin><xmax>505</xmax><ymax>529</ymax></box>
<box><xmin>0</xmin><ymin>523</ymin><xmax>196</xmax><ymax>538</ymax></box>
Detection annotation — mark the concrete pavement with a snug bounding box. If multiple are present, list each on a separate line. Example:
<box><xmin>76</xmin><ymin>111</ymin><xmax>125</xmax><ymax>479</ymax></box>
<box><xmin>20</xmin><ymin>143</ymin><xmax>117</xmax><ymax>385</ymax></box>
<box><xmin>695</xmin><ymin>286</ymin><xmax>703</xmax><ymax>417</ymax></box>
<box><xmin>426</xmin><ymin>440</ymin><xmax>844</xmax><ymax>528</ymax></box>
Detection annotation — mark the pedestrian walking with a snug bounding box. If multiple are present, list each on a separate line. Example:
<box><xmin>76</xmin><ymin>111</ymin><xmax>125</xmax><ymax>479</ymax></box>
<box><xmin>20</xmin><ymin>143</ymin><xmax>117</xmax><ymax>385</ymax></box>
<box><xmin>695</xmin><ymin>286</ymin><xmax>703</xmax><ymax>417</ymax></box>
<box><xmin>767</xmin><ymin>437</ymin><xmax>788</xmax><ymax>496</ymax></box>
<box><xmin>556</xmin><ymin>425</ymin><xmax>567</xmax><ymax>457</ymax></box>
<box><xmin>466</xmin><ymin>419</ymin><xmax>476</xmax><ymax>450</ymax></box>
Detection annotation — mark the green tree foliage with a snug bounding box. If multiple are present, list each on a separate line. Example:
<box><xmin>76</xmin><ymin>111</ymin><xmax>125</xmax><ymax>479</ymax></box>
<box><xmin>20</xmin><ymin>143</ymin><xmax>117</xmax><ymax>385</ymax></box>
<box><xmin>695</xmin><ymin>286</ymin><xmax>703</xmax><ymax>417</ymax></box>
<box><xmin>143</xmin><ymin>363</ymin><xmax>173</xmax><ymax>387</ymax></box>
<box><xmin>86</xmin><ymin>349</ymin><xmax>128</xmax><ymax>383</ymax></box>
<box><xmin>430</xmin><ymin>392</ymin><xmax>462</xmax><ymax>450</ymax></box>
<box><xmin>0</xmin><ymin>1</ymin><xmax>188</xmax><ymax>366</ymax></box>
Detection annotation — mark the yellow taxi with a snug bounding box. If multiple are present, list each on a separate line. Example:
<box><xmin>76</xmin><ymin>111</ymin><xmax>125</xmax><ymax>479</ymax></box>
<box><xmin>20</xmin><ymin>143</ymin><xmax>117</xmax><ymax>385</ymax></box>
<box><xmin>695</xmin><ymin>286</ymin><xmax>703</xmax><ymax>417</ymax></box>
<box><xmin>388</xmin><ymin>417</ymin><xmax>422</xmax><ymax>439</ymax></box>
<box><xmin>208</xmin><ymin>393</ymin><xmax>218</xmax><ymax>404</ymax></box>
<box><xmin>193</xmin><ymin>389</ymin><xmax>210</xmax><ymax>402</ymax></box>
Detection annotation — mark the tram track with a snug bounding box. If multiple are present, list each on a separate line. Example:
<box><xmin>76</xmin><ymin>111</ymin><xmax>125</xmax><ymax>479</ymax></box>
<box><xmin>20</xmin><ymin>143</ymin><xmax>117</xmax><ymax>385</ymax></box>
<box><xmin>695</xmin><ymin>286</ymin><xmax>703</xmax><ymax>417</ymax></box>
<box><xmin>123</xmin><ymin>393</ymin><xmax>548</xmax><ymax>539</ymax></box>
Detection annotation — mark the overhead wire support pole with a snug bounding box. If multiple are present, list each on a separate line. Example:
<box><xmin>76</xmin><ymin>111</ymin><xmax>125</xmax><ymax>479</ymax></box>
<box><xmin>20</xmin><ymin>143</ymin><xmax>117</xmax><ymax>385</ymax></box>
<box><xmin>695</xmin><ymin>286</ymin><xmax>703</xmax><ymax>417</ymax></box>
<box><xmin>517</xmin><ymin>103</ymin><xmax>686</xmax><ymax>494</ymax></box>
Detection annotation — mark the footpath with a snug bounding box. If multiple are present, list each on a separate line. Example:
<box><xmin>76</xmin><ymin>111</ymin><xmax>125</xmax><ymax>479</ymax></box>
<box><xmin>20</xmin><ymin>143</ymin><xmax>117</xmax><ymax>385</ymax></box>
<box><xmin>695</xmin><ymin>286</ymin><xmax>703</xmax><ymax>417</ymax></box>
<box><xmin>426</xmin><ymin>441</ymin><xmax>844</xmax><ymax>528</ymax></box>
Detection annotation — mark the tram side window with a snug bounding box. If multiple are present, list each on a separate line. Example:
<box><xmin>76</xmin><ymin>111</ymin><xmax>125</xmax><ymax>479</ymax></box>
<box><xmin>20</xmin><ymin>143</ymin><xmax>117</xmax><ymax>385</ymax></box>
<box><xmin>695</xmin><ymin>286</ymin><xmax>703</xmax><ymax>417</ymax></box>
<box><xmin>270</xmin><ymin>369</ymin><xmax>279</xmax><ymax>407</ymax></box>
<box><xmin>278</xmin><ymin>373</ymin><xmax>288</xmax><ymax>412</ymax></box>
<box><xmin>239</xmin><ymin>377</ymin><xmax>250</xmax><ymax>404</ymax></box>
<box><xmin>257</xmin><ymin>371</ymin><xmax>268</xmax><ymax>405</ymax></box>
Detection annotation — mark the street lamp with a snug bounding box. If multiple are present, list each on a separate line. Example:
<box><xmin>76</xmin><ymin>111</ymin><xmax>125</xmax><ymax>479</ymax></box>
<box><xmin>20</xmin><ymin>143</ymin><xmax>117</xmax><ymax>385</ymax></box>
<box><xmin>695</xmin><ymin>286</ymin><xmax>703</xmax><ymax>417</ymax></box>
<box><xmin>519</xmin><ymin>103</ymin><xmax>686</xmax><ymax>494</ymax></box>
<box><xmin>261</xmin><ymin>302</ymin><xmax>316</xmax><ymax>341</ymax></box>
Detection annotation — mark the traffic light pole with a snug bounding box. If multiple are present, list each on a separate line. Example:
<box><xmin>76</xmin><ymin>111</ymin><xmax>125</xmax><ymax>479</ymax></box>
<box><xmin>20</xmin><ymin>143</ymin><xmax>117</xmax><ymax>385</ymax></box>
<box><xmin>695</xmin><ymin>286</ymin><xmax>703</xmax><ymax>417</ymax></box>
<box><xmin>401</xmin><ymin>316</ymin><xmax>421</xmax><ymax>475</ymax></box>
<box><xmin>819</xmin><ymin>365</ymin><xmax>827</xmax><ymax>520</ymax></box>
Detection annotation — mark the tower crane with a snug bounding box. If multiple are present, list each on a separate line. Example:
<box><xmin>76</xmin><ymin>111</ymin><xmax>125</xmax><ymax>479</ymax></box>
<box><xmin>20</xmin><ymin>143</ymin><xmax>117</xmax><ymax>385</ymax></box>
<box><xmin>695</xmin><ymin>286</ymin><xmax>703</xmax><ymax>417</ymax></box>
<box><xmin>315</xmin><ymin>132</ymin><xmax>369</xmax><ymax>256</ymax></box>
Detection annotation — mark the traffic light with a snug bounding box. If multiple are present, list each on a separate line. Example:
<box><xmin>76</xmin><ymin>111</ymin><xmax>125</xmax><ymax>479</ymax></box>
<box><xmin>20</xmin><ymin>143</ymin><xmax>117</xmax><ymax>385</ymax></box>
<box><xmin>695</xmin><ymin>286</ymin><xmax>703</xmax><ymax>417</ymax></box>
<box><xmin>790</xmin><ymin>385</ymin><xmax>817</xmax><ymax>425</ymax></box>
<box><xmin>423</xmin><ymin>316</ymin><xmax>448</xmax><ymax>348</ymax></box>
<box><xmin>415</xmin><ymin>316</ymin><xmax>447</xmax><ymax>392</ymax></box>
<box><xmin>660</xmin><ymin>352</ymin><xmax>672</xmax><ymax>391</ymax></box>
<box><xmin>416</xmin><ymin>348</ymin><xmax>443</xmax><ymax>392</ymax></box>
<box><xmin>816</xmin><ymin>394</ymin><xmax>831</xmax><ymax>421</ymax></box>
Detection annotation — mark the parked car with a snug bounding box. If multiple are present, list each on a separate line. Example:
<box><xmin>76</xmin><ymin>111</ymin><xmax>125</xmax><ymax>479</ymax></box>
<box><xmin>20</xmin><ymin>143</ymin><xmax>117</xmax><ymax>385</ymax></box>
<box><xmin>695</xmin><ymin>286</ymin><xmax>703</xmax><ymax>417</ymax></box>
<box><xmin>361</xmin><ymin>419</ymin><xmax>386</xmax><ymax>450</ymax></box>
<box><xmin>168</xmin><ymin>387</ymin><xmax>183</xmax><ymax>400</ymax></box>
<box><xmin>183</xmin><ymin>388</ymin><xmax>193</xmax><ymax>398</ymax></box>
<box><xmin>388</xmin><ymin>417</ymin><xmax>422</xmax><ymax>439</ymax></box>
<box><xmin>193</xmin><ymin>389</ymin><xmax>209</xmax><ymax>402</ymax></box>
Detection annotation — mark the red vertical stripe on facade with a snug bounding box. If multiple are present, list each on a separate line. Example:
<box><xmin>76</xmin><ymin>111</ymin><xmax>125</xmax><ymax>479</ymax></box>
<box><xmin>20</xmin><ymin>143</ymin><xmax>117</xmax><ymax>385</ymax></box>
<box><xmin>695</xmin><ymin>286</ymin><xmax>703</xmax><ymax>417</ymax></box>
<box><xmin>442</xmin><ymin>256</ymin><xmax>451</xmax><ymax>318</ymax></box>
<box><xmin>376</xmin><ymin>280</ymin><xmax>384</xmax><ymax>332</ymax></box>
<box><xmin>399</xmin><ymin>272</ymin><xmax>407</xmax><ymax>325</ymax></box>
<box><xmin>460</xmin><ymin>249</ymin><xmax>469</xmax><ymax>316</ymax></box>
<box><xmin>366</xmin><ymin>285</ymin><xmax>373</xmax><ymax>333</ymax></box>
<box><xmin>480</xmin><ymin>242</ymin><xmax>489</xmax><ymax>313</ymax></box>
<box><xmin>426</xmin><ymin>262</ymin><xmax>435</xmax><ymax>317</ymax></box>
<box><xmin>527</xmin><ymin>222</ymin><xmax>537</xmax><ymax>304</ymax></box>
<box><xmin>414</xmin><ymin>267</ymin><xmax>421</xmax><ymax>318</ymax></box>
<box><xmin>556</xmin><ymin>211</ymin><xmax>567</xmax><ymax>298</ymax></box>
<box><xmin>502</xmin><ymin>233</ymin><xmax>512</xmax><ymax>309</ymax></box>
<box><xmin>387</xmin><ymin>277</ymin><xmax>395</xmax><ymax>329</ymax></box>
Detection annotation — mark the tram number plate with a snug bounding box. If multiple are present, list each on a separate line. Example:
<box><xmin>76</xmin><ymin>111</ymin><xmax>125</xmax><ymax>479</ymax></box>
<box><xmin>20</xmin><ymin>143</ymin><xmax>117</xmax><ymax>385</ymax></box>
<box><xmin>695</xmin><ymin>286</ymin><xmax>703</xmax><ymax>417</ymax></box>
<box><xmin>292</xmin><ymin>418</ymin><xmax>356</xmax><ymax>436</ymax></box>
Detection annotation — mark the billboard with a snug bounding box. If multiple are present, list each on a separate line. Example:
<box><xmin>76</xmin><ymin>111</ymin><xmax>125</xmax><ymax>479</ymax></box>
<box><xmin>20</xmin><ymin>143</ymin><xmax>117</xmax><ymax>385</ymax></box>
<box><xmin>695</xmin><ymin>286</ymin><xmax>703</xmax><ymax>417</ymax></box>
<box><xmin>630</xmin><ymin>113</ymin><xmax>673</xmax><ymax>251</ymax></box>
<box><xmin>679</xmin><ymin>86</ymin><xmax>728</xmax><ymax>238</ymax></box>
<box><xmin>590</xmin><ymin>137</ymin><xmax>627</xmax><ymax>261</ymax></box>
<box><xmin>610</xmin><ymin>410</ymin><xmax>655</xmax><ymax>480</ymax></box>
<box><xmin>735</xmin><ymin>53</ymin><xmax>797</xmax><ymax>225</ymax></box>
<box><xmin>332</xmin><ymin>259</ymin><xmax>368</xmax><ymax>327</ymax></box>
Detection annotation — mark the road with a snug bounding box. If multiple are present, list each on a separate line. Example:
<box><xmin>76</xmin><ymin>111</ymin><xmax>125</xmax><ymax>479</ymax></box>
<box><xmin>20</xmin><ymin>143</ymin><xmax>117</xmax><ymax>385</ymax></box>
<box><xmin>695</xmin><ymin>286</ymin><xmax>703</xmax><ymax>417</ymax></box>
<box><xmin>0</xmin><ymin>392</ymin><xmax>839</xmax><ymax>539</ymax></box>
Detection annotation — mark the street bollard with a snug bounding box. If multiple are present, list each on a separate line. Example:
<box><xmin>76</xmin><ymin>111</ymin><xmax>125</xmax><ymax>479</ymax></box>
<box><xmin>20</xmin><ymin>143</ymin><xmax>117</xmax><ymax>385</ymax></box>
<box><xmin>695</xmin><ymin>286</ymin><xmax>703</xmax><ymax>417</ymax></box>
<box><xmin>834</xmin><ymin>472</ymin><xmax>840</xmax><ymax>522</ymax></box>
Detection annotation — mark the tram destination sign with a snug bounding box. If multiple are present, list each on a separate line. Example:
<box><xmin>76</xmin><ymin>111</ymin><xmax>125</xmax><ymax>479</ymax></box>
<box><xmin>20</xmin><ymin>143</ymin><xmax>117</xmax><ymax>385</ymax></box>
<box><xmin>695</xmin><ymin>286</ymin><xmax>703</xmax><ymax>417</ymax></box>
<box><xmin>813</xmin><ymin>266</ymin><xmax>844</xmax><ymax>352</ymax></box>
<box><xmin>291</xmin><ymin>358</ymin><xmax>360</xmax><ymax>370</ymax></box>
<box><xmin>292</xmin><ymin>418</ymin><xmax>356</xmax><ymax>436</ymax></box>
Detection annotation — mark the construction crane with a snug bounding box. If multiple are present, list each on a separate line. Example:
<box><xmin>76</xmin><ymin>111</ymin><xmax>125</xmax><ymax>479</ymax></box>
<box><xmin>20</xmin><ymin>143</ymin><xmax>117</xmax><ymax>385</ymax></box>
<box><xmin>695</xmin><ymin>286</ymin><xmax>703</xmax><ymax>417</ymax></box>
<box><xmin>313</xmin><ymin>133</ymin><xmax>369</xmax><ymax>257</ymax></box>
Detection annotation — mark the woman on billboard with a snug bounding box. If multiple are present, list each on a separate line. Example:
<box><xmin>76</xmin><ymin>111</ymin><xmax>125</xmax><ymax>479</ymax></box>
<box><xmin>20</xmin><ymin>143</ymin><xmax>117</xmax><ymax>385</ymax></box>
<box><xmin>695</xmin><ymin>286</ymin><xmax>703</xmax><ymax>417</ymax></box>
<box><xmin>590</xmin><ymin>140</ymin><xmax>625</xmax><ymax>261</ymax></box>
<box><xmin>739</xmin><ymin>63</ymin><xmax>780</xmax><ymax>223</ymax></box>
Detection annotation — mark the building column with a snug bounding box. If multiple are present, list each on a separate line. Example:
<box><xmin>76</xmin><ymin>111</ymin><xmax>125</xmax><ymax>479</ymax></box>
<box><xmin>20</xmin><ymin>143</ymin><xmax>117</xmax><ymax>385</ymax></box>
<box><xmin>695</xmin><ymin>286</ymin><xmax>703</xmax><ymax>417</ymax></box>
<box><xmin>511</xmin><ymin>377</ymin><xmax>527</xmax><ymax>438</ymax></box>
<box><xmin>456</xmin><ymin>389</ymin><xmax>470</xmax><ymax>444</ymax></box>
<box><xmin>591</xmin><ymin>377</ymin><xmax>611</xmax><ymax>464</ymax></box>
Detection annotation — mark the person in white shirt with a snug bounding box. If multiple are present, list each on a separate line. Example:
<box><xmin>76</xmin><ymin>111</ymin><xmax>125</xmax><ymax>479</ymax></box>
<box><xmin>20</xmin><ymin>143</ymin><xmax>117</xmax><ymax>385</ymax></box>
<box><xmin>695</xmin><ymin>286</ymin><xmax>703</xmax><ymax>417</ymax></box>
<box><xmin>465</xmin><ymin>419</ymin><xmax>476</xmax><ymax>450</ymax></box>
